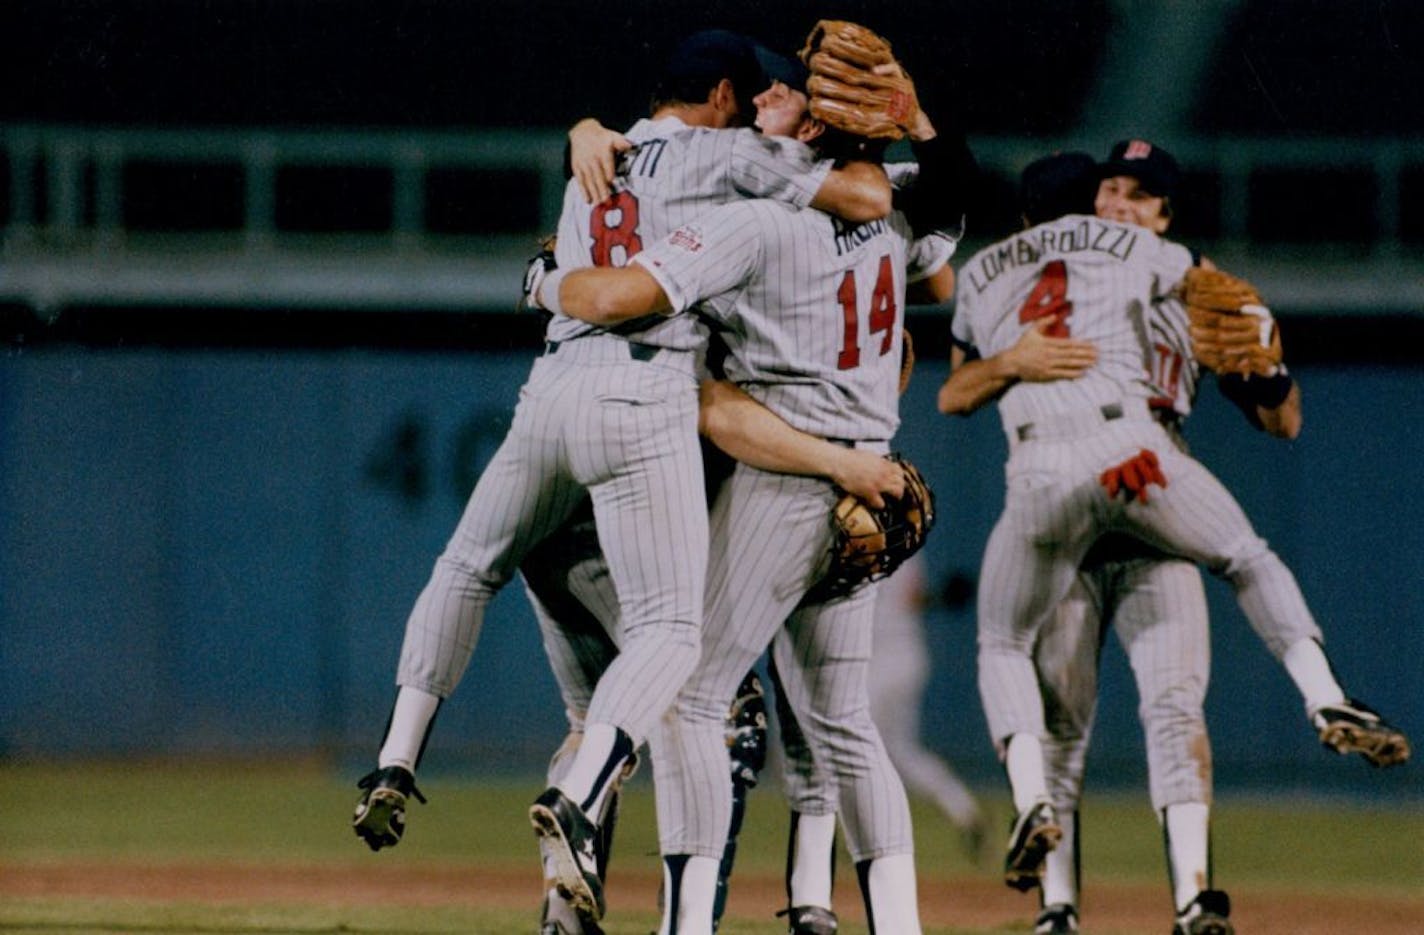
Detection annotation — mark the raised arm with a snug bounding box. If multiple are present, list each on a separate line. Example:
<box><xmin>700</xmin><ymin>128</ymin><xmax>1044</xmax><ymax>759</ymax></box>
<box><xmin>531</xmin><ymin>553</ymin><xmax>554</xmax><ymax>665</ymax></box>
<box><xmin>809</xmin><ymin>159</ymin><xmax>893</xmax><ymax>222</ymax></box>
<box><xmin>698</xmin><ymin>380</ymin><xmax>904</xmax><ymax>506</ymax></box>
<box><xmin>937</xmin><ymin>320</ymin><xmax>1099</xmax><ymax>415</ymax></box>
<box><xmin>566</xmin><ymin>118</ymin><xmax>632</xmax><ymax>204</ymax></box>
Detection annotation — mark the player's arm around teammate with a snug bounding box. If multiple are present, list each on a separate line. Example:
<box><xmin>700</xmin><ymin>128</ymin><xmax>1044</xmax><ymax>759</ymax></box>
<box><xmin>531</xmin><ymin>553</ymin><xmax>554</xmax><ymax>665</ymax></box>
<box><xmin>566</xmin><ymin>81</ymin><xmax>891</xmax><ymax>223</ymax></box>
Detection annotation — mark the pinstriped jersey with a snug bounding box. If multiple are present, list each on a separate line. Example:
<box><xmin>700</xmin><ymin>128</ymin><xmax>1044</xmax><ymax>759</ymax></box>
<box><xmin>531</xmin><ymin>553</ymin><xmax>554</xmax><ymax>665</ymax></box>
<box><xmin>634</xmin><ymin>199</ymin><xmax>926</xmax><ymax>442</ymax></box>
<box><xmin>951</xmin><ymin>214</ymin><xmax>1194</xmax><ymax>434</ymax></box>
<box><xmin>1143</xmin><ymin>295</ymin><xmax>1201</xmax><ymax>418</ymax></box>
<box><xmin>548</xmin><ymin>115</ymin><xmax>834</xmax><ymax>349</ymax></box>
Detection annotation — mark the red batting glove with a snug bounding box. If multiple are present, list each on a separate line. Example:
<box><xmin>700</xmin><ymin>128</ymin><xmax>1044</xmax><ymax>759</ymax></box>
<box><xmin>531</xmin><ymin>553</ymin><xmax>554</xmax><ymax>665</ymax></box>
<box><xmin>1099</xmin><ymin>449</ymin><xmax>1167</xmax><ymax>503</ymax></box>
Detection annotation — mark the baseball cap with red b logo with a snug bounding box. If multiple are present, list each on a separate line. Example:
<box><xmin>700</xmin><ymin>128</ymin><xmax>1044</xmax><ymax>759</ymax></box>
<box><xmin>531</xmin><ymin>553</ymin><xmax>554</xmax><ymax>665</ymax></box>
<box><xmin>1100</xmin><ymin>139</ymin><xmax>1181</xmax><ymax>199</ymax></box>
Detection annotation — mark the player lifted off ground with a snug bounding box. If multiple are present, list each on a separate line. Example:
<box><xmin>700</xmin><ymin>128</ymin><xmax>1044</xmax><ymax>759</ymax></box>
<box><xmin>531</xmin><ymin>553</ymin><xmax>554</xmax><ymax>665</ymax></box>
<box><xmin>529</xmin><ymin>23</ymin><xmax>975</xmax><ymax>935</ymax></box>
<box><xmin>940</xmin><ymin>144</ymin><xmax>1410</xmax><ymax>935</ymax></box>
<box><xmin>349</xmin><ymin>26</ymin><xmax>897</xmax><ymax>892</ymax></box>
<box><xmin>943</xmin><ymin>150</ymin><xmax>1410</xmax><ymax>934</ymax></box>
<box><xmin>534</xmin><ymin>37</ymin><xmax>955</xmax><ymax>929</ymax></box>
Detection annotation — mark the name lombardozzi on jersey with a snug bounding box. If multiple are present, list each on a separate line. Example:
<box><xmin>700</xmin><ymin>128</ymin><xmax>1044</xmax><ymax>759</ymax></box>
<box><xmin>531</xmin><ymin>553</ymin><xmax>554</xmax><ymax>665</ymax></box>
<box><xmin>832</xmin><ymin>215</ymin><xmax>890</xmax><ymax>256</ymax></box>
<box><xmin>964</xmin><ymin>219</ymin><xmax>1140</xmax><ymax>295</ymax></box>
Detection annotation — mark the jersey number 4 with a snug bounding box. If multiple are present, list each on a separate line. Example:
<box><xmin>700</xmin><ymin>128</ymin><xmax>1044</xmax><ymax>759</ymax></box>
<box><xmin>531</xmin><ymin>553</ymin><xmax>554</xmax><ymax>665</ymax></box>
<box><xmin>590</xmin><ymin>190</ymin><xmax>643</xmax><ymax>267</ymax></box>
<box><xmin>837</xmin><ymin>255</ymin><xmax>897</xmax><ymax>369</ymax></box>
<box><xmin>1019</xmin><ymin>259</ymin><xmax>1074</xmax><ymax>336</ymax></box>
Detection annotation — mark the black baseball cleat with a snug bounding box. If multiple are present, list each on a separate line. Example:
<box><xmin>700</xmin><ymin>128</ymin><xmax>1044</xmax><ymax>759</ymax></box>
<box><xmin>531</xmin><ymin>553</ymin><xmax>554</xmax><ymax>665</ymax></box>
<box><xmin>539</xmin><ymin>889</ymin><xmax>606</xmax><ymax>935</ymax></box>
<box><xmin>776</xmin><ymin>904</ymin><xmax>839</xmax><ymax>935</ymax></box>
<box><xmin>352</xmin><ymin>765</ymin><xmax>425</xmax><ymax>852</ymax></box>
<box><xmin>1004</xmin><ymin>799</ymin><xmax>1063</xmax><ymax>892</ymax></box>
<box><xmin>1312</xmin><ymin>699</ymin><xmax>1411</xmax><ymax>767</ymax></box>
<box><xmin>1035</xmin><ymin>902</ymin><xmax>1079</xmax><ymax>934</ymax></box>
<box><xmin>530</xmin><ymin>787</ymin><xmax>606</xmax><ymax>921</ymax></box>
<box><xmin>1172</xmin><ymin>889</ymin><xmax>1233</xmax><ymax>935</ymax></box>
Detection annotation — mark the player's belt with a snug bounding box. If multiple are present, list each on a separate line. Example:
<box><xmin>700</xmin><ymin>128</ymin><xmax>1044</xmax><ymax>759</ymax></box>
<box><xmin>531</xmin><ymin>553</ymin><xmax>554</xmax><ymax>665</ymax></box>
<box><xmin>542</xmin><ymin>336</ymin><xmax>691</xmax><ymax>367</ymax></box>
<box><xmin>1013</xmin><ymin>400</ymin><xmax>1150</xmax><ymax>442</ymax></box>
<box><xmin>826</xmin><ymin>437</ymin><xmax>891</xmax><ymax>454</ymax></box>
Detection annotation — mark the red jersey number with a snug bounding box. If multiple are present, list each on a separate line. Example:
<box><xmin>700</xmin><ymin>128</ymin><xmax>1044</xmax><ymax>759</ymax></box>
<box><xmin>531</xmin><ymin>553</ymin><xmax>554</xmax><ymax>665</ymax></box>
<box><xmin>837</xmin><ymin>255</ymin><xmax>898</xmax><ymax>370</ymax></box>
<box><xmin>1018</xmin><ymin>259</ymin><xmax>1073</xmax><ymax>336</ymax></box>
<box><xmin>590</xmin><ymin>191</ymin><xmax>643</xmax><ymax>267</ymax></box>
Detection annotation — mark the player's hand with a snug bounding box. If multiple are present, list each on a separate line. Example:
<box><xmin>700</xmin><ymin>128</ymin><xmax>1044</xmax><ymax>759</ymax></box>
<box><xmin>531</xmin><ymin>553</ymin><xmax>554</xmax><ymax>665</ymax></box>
<box><xmin>1005</xmin><ymin>319</ymin><xmax>1098</xmax><ymax>382</ymax></box>
<box><xmin>870</xmin><ymin>61</ymin><xmax>935</xmax><ymax>140</ymax></box>
<box><xmin>1099</xmin><ymin>448</ymin><xmax>1167</xmax><ymax>503</ymax></box>
<box><xmin>829</xmin><ymin>449</ymin><xmax>905</xmax><ymax>508</ymax></box>
<box><xmin>569</xmin><ymin>118</ymin><xmax>631</xmax><ymax>205</ymax></box>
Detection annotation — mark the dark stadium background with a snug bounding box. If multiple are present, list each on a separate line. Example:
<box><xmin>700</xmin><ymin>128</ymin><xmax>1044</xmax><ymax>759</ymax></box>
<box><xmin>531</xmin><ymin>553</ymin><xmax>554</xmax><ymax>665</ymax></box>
<box><xmin>0</xmin><ymin>1</ymin><xmax>1419</xmax><ymax>801</ymax></box>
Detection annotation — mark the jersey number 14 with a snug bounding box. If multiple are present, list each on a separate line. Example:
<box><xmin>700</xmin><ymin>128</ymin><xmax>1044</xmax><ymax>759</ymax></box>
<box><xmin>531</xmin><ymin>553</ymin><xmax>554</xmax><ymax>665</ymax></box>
<box><xmin>837</xmin><ymin>255</ymin><xmax>897</xmax><ymax>370</ymax></box>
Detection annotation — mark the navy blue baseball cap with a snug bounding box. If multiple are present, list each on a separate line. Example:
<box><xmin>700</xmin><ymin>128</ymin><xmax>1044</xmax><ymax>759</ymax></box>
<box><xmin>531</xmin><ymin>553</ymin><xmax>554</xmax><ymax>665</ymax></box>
<box><xmin>654</xmin><ymin>29</ymin><xmax>765</xmax><ymax>107</ymax></box>
<box><xmin>753</xmin><ymin>44</ymin><xmax>809</xmax><ymax>95</ymax></box>
<box><xmin>1100</xmin><ymin>139</ymin><xmax>1181</xmax><ymax>198</ymax></box>
<box><xmin>1020</xmin><ymin>151</ymin><xmax>1100</xmax><ymax>224</ymax></box>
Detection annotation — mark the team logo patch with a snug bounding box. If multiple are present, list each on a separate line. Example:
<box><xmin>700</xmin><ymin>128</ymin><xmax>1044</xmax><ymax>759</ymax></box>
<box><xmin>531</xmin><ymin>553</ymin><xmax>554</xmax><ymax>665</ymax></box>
<box><xmin>888</xmin><ymin>89</ymin><xmax>912</xmax><ymax>124</ymax></box>
<box><xmin>669</xmin><ymin>226</ymin><xmax>704</xmax><ymax>253</ymax></box>
<box><xmin>1124</xmin><ymin>139</ymin><xmax>1153</xmax><ymax>160</ymax></box>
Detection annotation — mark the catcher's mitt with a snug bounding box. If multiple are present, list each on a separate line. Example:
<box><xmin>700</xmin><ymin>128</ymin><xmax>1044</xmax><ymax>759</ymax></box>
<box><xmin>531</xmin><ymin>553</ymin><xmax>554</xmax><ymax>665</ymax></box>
<box><xmin>1177</xmin><ymin>266</ymin><xmax>1283</xmax><ymax>377</ymax></box>
<box><xmin>816</xmin><ymin>453</ymin><xmax>935</xmax><ymax>599</ymax></box>
<box><xmin>798</xmin><ymin>20</ymin><xmax>918</xmax><ymax>140</ymax></box>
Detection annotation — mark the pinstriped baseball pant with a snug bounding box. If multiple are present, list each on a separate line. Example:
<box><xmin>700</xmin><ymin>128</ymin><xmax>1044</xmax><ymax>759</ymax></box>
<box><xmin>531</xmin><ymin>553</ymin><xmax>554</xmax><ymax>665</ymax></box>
<box><xmin>977</xmin><ymin>413</ymin><xmax>1322</xmax><ymax>748</ymax></box>
<box><xmin>1037</xmin><ymin>551</ymin><xmax>1213</xmax><ymax>813</ymax></box>
<box><xmin>653</xmin><ymin>464</ymin><xmax>915</xmax><ymax>863</ymax></box>
<box><xmin>395</xmin><ymin>340</ymin><xmax>707</xmax><ymax>746</ymax></box>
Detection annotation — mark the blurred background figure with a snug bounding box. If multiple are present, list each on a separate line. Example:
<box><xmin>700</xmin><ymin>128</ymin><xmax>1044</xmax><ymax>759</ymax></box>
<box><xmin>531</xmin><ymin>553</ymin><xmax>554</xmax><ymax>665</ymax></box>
<box><xmin>869</xmin><ymin>552</ymin><xmax>987</xmax><ymax>859</ymax></box>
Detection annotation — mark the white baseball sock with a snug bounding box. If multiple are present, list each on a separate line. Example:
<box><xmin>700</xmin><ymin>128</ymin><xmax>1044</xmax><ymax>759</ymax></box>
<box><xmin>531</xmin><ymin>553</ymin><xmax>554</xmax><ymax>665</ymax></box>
<box><xmin>1004</xmin><ymin>733</ymin><xmax>1050</xmax><ymax>812</ymax></box>
<box><xmin>377</xmin><ymin>686</ymin><xmax>441</xmax><ymax>771</ymax></box>
<box><xmin>860</xmin><ymin>854</ymin><xmax>922</xmax><ymax>935</ymax></box>
<box><xmin>658</xmin><ymin>854</ymin><xmax>719</xmax><ymax>935</ymax></box>
<box><xmin>1282</xmin><ymin>638</ymin><xmax>1346</xmax><ymax>714</ymax></box>
<box><xmin>555</xmin><ymin>722</ymin><xmax>633</xmax><ymax>818</ymax></box>
<box><xmin>1162</xmin><ymin>802</ymin><xmax>1211</xmax><ymax>912</ymax></box>
<box><xmin>787</xmin><ymin>811</ymin><xmax>837</xmax><ymax>909</ymax></box>
<box><xmin>1039</xmin><ymin>808</ymin><xmax>1079</xmax><ymax>908</ymax></box>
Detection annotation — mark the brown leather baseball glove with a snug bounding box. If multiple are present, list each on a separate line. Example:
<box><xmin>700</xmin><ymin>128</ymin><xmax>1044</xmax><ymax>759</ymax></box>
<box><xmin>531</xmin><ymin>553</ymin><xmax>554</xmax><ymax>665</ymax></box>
<box><xmin>1178</xmin><ymin>266</ymin><xmax>1283</xmax><ymax>377</ymax></box>
<box><xmin>798</xmin><ymin>20</ymin><xmax>919</xmax><ymax>140</ymax></box>
<box><xmin>816</xmin><ymin>454</ymin><xmax>935</xmax><ymax>599</ymax></box>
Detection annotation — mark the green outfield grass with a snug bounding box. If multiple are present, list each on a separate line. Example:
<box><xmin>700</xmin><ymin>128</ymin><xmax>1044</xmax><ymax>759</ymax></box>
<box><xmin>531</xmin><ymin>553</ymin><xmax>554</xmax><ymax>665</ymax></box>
<box><xmin>3</xmin><ymin>760</ymin><xmax>1421</xmax><ymax>935</ymax></box>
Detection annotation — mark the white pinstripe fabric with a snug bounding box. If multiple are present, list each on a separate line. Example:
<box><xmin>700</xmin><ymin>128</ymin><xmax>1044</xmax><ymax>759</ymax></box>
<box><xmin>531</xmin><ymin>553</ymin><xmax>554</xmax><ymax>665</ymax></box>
<box><xmin>1038</xmin><ymin>546</ymin><xmax>1213</xmax><ymax>813</ymax></box>
<box><xmin>953</xmin><ymin>214</ymin><xmax>1191</xmax><ymax>430</ymax></box>
<box><xmin>958</xmin><ymin>223</ymin><xmax>1325</xmax><ymax>750</ymax></box>
<box><xmin>396</xmin><ymin>343</ymin><xmax>706</xmax><ymax>745</ymax></box>
<box><xmin>395</xmin><ymin>116</ymin><xmax>842</xmax><ymax>753</ymax></box>
<box><xmin>549</xmin><ymin>116</ymin><xmax>831</xmax><ymax>349</ymax></box>
<box><xmin>640</xmin><ymin>200</ymin><xmax>920</xmax><ymax>865</ymax></box>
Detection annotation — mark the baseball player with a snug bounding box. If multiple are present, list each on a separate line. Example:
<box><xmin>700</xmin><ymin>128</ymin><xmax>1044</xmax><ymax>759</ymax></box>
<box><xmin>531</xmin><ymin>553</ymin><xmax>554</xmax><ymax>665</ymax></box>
<box><xmin>761</xmin><ymin>550</ymin><xmax>987</xmax><ymax>935</ymax></box>
<box><xmin>941</xmin><ymin>150</ymin><xmax>1415</xmax><ymax>935</ymax></box>
<box><xmin>941</xmin><ymin>144</ymin><xmax>1409</xmax><ymax>935</ymax></box>
<box><xmin>535</xmin><ymin>122</ymin><xmax>956</xmax><ymax>934</ymax></box>
<box><xmin>349</xmin><ymin>29</ymin><xmax>899</xmax><ymax>924</ymax></box>
<box><xmin>526</xmin><ymin>36</ymin><xmax>975</xmax><ymax>934</ymax></box>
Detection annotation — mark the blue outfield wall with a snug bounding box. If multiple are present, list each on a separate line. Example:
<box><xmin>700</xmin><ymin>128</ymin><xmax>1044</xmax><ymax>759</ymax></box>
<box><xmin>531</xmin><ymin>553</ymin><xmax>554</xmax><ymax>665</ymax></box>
<box><xmin>1</xmin><ymin>346</ymin><xmax>1419</xmax><ymax>799</ymax></box>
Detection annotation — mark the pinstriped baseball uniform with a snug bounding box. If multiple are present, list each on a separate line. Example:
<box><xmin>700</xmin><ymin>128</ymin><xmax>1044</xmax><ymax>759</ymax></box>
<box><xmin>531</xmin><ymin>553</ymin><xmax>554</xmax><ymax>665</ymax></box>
<box><xmin>1035</xmin><ymin>274</ymin><xmax>1326</xmax><ymax>819</ymax></box>
<box><xmin>394</xmin><ymin>117</ymin><xmax>835</xmax><ymax>748</ymax></box>
<box><xmin>632</xmin><ymin>197</ymin><xmax>926</xmax><ymax>872</ymax></box>
<box><xmin>953</xmin><ymin>214</ymin><xmax>1325</xmax><ymax>751</ymax></box>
